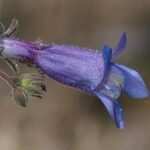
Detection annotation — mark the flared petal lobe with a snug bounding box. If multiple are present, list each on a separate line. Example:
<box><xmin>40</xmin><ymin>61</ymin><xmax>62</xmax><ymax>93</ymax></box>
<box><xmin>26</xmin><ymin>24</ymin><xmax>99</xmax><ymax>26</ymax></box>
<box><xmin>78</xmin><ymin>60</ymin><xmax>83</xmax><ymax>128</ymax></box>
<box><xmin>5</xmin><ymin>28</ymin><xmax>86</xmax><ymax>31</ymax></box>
<box><xmin>94</xmin><ymin>92</ymin><xmax>124</xmax><ymax>129</ymax></box>
<box><xmin>113</xmin><ymin>64</ymin><xmax>149</xmax><ymax>98</ymax></box>
<box><xmin>94</xmin><ymin>45</ymin><xmax>112</xmax><ymax>91</ymax></box>
<box><xmin>101</xmin><ymin>45</ymin><xmax>112</xmax><ymax>74</ymax></box>
<box><xmin>112</xmin><ymin>32</ymin><xmax>127</xmax><ymax>57</ymax></box>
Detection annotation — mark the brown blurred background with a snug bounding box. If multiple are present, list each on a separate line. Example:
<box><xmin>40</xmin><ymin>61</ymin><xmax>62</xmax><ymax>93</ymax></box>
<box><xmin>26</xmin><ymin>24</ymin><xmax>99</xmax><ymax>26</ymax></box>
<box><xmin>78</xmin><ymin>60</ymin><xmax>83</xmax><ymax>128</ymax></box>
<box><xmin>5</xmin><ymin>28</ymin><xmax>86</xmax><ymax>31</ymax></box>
<box><xmin>0</xmin><ymin>0</ymin><xmax>150</xmax><ymax>150</ymax></box>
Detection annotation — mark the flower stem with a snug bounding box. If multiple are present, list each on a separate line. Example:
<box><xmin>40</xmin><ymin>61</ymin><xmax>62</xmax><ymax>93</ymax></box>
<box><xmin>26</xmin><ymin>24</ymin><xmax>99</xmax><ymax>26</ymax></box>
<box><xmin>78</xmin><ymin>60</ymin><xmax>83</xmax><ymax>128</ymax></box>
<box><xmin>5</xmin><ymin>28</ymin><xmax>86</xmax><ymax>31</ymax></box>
<box><xmin>2</xmin><ymin>18</ymin><xmax>18</xmax><ymax>37</ymax></box>
<box><xmin>0</xmin><ymin>69</ymin><xmax>15</xmax><ymax>88</ymax></box>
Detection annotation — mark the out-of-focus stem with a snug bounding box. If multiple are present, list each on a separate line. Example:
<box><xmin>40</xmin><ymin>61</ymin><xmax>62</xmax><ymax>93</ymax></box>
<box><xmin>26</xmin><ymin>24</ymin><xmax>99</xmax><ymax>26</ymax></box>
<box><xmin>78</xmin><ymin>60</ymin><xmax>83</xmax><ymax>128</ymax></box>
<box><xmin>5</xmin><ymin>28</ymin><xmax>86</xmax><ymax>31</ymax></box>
<box><xmin>2</xmin><ymin>19</ymin><xmax>18</xmax><ymax>37</ymax></box>
<box><xmin>0</xmin><ymin>69</ymin><xmax>15</xmax><ymax>88</ymax></box>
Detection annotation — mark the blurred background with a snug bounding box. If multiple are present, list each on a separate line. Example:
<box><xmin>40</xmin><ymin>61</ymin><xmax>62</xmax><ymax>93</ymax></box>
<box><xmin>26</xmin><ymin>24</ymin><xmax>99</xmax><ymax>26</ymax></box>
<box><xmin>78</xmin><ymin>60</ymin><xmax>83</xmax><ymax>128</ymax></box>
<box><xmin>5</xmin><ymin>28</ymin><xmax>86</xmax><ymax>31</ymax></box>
<box><xmin>0</xmin><ymin>0</ymin><xmax>150</xmax><ymax>149</ymax></box>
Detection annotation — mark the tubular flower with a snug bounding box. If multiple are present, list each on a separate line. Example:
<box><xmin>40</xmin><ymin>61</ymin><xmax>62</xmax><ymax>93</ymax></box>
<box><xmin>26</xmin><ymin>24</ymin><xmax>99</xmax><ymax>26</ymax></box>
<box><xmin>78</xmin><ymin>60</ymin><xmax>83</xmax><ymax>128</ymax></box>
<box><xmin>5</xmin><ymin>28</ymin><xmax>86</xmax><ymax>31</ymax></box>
<box><xmin>0</xmin><ymin>31</ymin><xmax>149</xmax><ymax>129</ymax></box>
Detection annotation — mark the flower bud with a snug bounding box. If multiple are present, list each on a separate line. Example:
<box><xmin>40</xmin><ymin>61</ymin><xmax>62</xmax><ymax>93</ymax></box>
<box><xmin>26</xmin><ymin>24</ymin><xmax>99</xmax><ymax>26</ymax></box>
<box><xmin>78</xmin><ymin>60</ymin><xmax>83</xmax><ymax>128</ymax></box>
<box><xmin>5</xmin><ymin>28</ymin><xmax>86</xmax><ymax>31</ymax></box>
<box><xmin>12</xmin><ymin>87</ymin><xmax>28</xmax><ymax>107</ymax></box>
<box><xmin>18</xmin><ymin>73</ymin><xmax>46</xmax><ymax>99</ymax></box>
<box><xmin>9</xmin><ymin>73</ymin><xmax>47</xmax><ymax>106</ymax></box>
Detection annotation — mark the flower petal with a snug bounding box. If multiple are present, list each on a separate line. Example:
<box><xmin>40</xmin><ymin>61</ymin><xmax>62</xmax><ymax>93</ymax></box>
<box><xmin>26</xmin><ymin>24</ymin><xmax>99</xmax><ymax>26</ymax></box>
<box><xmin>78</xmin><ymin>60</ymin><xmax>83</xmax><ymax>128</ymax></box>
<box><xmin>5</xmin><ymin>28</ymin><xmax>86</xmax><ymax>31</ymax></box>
<box><xmin>94</xmin><ymin>92</ymin><xmax>124</xmax><ymax>129</ymax></box>
<box><xmin>113</xmin><ymin>64</ymin><xmax>149</xmax><ymax>98</ymax></box>
<box><xmin>112</xmin><ymin>32</ymin><xmax>127</xmax><ymax>57</ymax></box>
<box><xmin>94</xmin><ymin>45</ymin><xmax>112</xmax><ymax>91</ymax></box>
<box><xmin>101</xmin><ymin>45</ymin><xmax>112</xmax><ymax>71</ymax></box>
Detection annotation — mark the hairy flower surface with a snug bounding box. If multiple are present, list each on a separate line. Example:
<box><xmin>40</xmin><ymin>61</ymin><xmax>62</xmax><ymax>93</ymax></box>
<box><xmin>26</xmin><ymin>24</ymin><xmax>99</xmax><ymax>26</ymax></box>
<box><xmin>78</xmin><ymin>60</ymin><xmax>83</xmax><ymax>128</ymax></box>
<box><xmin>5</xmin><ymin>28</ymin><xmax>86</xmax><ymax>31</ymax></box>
<box><xmin>0</xmin><ymin>32</ymin><xmax>149</xmax><ymax>129</ymax></box>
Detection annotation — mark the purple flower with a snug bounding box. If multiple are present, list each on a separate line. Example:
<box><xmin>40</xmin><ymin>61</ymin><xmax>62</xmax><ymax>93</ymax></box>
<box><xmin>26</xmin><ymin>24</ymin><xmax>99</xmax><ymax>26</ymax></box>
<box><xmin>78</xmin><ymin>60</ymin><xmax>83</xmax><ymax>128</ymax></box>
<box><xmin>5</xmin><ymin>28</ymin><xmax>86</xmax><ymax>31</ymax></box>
<box><xmin>0</xmin><ymin>33</ymin><xmax>149</xmax><ymax>129</ymax></box>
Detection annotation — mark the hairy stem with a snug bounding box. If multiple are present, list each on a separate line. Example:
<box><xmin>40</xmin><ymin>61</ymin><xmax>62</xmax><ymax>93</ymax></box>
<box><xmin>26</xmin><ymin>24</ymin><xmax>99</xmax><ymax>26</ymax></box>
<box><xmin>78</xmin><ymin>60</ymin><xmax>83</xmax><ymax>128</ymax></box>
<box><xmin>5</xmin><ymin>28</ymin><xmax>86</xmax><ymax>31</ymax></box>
<box><xmin>0</xmin><ymin>69</ymin><xmax>15</xmax><ymax>88</ymax></box>
<box><xmin>2</xmin><ymin>18</ymin><xmax>18</xmax><ymax>37</ymax></box>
